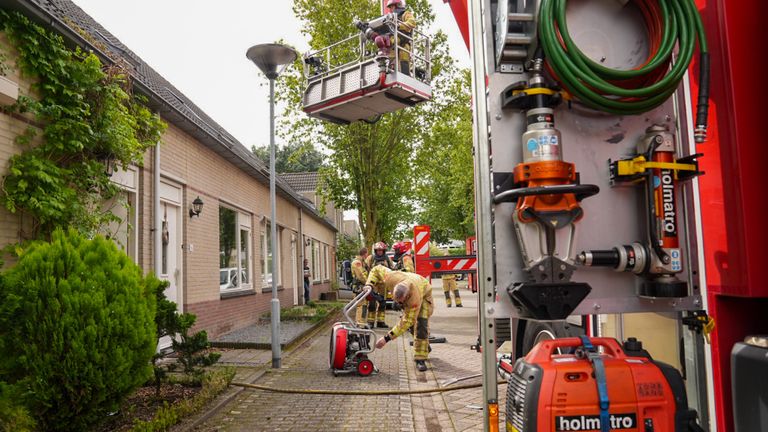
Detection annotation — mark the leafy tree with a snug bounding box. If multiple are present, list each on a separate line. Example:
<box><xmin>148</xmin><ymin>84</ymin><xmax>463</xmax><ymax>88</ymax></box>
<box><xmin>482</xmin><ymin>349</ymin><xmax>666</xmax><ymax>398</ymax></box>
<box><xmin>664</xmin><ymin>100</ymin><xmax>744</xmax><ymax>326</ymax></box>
<box><xmin>278</xmin><ymin>0</ymin><xmax>462</xmax><ymax>246</ymax></box>
<box><xmin>336</xmin><ymin>233</ymin><xmax>362</xmax><ymax>263</ymax></box>
<box><xmin>0</xmin><ymin>229</ymin><xmax>159</xmax><ymax>432</ymax></box>
<box><xmin>413</xmin><ymin>69</ymin><xmax>475</xmax><ymax>244</ymax></box>
<box><xmin>252</xmin><ymin>141</ymin><xmax>324</xmax><ymax>173</ymax></box>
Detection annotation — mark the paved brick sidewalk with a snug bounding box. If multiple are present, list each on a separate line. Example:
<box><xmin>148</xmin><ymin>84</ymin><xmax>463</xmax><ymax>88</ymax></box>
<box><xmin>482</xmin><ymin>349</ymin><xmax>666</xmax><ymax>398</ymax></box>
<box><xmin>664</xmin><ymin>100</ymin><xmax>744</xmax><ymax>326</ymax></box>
<box><xmin>420</xmin><ymin>281</ymin><xmax>507</xmax><ymax>432</ymax></box>
<box><xmin>192</xmin><ymin>281</ymin><xmax>506</xmax><ymax>432</ymax></box>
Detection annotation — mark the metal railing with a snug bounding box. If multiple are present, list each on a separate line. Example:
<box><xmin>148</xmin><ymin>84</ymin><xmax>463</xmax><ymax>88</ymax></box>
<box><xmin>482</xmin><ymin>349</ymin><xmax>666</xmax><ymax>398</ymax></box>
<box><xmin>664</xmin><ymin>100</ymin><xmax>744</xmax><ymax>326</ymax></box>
<box><xmin>303</xmin><ymin>13</ymin><xmax>432</xmax><ymax>85</ymax></box>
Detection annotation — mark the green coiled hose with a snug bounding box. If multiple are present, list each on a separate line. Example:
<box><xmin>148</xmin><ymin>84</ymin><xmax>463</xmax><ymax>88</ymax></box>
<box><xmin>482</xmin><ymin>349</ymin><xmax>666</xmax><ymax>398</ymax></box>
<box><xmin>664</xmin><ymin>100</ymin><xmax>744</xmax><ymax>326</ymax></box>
<box><xmin>539</xmin><ymin>0</ymin><xmax>709</xmax><ymax>139</ymax></box>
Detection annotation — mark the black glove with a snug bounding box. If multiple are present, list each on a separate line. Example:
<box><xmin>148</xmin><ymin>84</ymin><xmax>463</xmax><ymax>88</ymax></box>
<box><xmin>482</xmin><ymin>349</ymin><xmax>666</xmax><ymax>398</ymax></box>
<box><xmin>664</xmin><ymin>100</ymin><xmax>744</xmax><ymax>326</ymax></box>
<box><xmin>355</xmin><ymin>20</ymin><xmax>369</xmax><ymax>32</ymax></box>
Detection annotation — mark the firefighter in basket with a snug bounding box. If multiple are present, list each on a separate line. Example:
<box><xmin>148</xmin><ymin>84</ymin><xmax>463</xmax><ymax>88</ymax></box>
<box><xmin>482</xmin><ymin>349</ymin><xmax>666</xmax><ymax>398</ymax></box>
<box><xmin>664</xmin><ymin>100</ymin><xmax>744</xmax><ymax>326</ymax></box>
<box><xmin>366</xmin><ymin>266</ymin><xmax>434</xmax><ymax>372</ymax></box>
<box><xmin>355</xmin><ymin>0</ymin><xmax>417</xmax><ymax>75</ymax></box>
<box><xmin>365</xmin><ymin>241</ymin><xmax>393</xmax><ymax>328</ymax></box>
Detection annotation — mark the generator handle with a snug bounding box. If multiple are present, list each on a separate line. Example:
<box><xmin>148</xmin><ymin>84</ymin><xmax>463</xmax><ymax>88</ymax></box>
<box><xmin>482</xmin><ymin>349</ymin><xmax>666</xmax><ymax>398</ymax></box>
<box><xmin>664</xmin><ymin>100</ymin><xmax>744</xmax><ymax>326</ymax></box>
<box><xmin>527</xmin><ymin>337</ymin><xmax>626</xmax><ymax>362</ymax></box>
<box><xmin>343</xmin><ymin>286</ymin><xmax>372</xmax><ymax>327</ymax></box>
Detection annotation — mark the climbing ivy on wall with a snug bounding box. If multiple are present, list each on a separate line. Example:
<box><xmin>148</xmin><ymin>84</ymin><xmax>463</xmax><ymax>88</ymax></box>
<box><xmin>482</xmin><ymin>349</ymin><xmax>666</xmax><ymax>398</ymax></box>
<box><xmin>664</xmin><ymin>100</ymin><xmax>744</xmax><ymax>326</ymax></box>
<box><xmin>0</xmin><ymin>10</ymin><xmax>166</xmax><ymax>240</ymax></box>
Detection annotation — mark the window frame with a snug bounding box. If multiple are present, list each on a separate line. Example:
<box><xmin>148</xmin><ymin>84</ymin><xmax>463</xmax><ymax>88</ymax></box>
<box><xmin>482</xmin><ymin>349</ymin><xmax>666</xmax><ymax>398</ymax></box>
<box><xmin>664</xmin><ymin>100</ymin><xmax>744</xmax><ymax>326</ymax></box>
<box><xmin>262</xmin><ymin>219</ymin><xmax>281</xmax><ymax>289</ymax></box>
<box><xmin>219</xmin><ymin>206</ymin><xmax>252</xmax><ymax>293</ymax></box>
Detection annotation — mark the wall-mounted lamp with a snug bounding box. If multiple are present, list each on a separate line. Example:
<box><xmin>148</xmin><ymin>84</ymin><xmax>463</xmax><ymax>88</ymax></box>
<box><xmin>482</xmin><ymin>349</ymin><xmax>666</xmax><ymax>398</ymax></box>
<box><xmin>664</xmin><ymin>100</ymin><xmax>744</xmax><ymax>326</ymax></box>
<box><xmin>101</xmin><ymin>154</ymin><xmax>116</xmax><ymax>177</ymax></box>
<box><xmin>189</xmin><ymin>196</ymin><xmax>204</xmax><ymax>218</ymax></box>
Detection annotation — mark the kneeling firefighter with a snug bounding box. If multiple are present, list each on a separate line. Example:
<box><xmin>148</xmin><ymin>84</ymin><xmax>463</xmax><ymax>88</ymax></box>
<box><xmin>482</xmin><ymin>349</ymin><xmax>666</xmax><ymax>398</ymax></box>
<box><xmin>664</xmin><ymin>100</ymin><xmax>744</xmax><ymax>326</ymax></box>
<box><xmin>367</xmin><ymin>266</ymin><xmax>434</xmax><ymax>372</ymax></box>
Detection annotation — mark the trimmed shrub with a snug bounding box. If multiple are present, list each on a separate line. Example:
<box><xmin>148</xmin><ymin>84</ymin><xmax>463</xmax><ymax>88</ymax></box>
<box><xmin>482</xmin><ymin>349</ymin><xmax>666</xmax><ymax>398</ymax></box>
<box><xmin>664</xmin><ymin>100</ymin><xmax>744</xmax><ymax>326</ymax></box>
<box><xmin>0</xmin><ymin>229</ymin><xmax>159</xmax><ymax>431</ymax></box>
<box><xmin>0</xmin><ymin>382</ymin><xmax>35</xmax><ymax>432</ymax></box>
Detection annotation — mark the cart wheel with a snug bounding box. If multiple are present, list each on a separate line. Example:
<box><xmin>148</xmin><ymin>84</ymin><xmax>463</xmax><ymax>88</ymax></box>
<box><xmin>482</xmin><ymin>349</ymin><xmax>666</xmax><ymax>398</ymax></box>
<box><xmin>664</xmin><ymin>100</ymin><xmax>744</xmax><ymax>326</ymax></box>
<box><xmin>332</xmin><ymin>369</ymin><xmax>339</xmax><ymax>377</ymax></box>
<box><xmin>357</xmin><ymin>359</ymin><xmax>374</xmax><ymax>376</ymax></box>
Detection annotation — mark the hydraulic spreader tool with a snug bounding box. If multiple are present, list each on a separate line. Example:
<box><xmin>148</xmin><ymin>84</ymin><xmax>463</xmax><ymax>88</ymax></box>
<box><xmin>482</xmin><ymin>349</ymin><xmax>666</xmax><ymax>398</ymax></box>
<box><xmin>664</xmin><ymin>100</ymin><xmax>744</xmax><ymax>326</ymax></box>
<box><xmin>495</xmin><ymin>53</ymin><xmax>599</xmax><ymax>320</ymax></box>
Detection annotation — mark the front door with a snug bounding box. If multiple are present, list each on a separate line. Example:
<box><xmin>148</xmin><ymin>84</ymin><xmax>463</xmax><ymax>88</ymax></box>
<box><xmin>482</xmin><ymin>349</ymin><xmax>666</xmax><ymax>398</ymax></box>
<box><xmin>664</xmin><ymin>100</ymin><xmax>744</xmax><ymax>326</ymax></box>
<box><xmin>158</xmin><ymin>181</ymin><xmax>182</xmax><ymax>350</ymax></box>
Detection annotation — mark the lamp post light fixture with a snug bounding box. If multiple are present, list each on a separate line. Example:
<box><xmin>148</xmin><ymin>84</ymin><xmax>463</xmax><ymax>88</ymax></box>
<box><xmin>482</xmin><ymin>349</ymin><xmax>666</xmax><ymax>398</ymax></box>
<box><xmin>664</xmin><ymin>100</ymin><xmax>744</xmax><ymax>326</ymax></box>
<box><xmin>246</xmin><ymin>42</ymin><xmax>298</xmax><ymax>369</ymax></box>
<box><xmin>189</xmin><ymin>196</ymin><xmax>204</xmax><ymax>218</ymax></box>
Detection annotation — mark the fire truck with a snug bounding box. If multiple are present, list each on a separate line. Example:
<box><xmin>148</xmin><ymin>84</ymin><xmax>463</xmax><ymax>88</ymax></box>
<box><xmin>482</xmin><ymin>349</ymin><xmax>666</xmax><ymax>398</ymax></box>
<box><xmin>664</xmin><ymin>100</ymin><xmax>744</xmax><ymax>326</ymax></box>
<box><xmin>444</xmin><ymin>0</ymin><xmax>765</xmax><ymax>431</ymax></box>
<box><xmin>303</xmin><ymin>1</ymin><xmax>766</xmax><ymax>431</ymax></box>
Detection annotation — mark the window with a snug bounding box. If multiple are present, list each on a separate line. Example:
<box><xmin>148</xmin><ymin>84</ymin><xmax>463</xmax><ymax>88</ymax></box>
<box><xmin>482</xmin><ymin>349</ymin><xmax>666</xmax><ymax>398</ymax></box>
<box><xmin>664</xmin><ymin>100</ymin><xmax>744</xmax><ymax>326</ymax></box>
<box><xmin>105</xmin><ymin>167</ymin><xmax>138</xmax><ymax>262</ymax></box>
<box><xmin>262</xmin><ymin>221</ymin><xmax>281</xmax><ymax>288</ymax></box>
<box><xmin>312</xmin><ymin>239</ymin><xmax>321</xmax><ymax>282</ymax></box>
<box><xmin>322</xmin><ymin>244</ymin><xmax>329</xmax><ymax>280</ymax></box>
<box><xmin>219</xmin><ymin>206</ymin><xmax>251</xmax><ymax>291</ymax></box>
<box><xmin>104</xmin><ymin>190</ymin><xmax>138</xmax><ymax>263</ymax></box>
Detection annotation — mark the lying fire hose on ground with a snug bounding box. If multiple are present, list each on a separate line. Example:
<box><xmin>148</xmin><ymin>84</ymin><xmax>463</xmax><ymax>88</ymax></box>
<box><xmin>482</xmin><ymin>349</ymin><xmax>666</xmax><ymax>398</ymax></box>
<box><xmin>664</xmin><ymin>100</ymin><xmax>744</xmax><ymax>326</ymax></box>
<box><xmin>230</xmin><ymin>379</ymin><xmax>507</xmax><ymax>396</ymax></box>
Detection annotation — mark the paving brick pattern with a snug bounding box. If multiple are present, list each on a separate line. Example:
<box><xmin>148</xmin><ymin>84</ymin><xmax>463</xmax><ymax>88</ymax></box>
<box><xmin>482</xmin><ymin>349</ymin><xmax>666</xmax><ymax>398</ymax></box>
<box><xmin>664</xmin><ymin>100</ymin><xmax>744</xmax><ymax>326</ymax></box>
<box><xmin>194</xmin><ymin>281</ymin><xmax>507</xmax><ymax>431</ymax></box>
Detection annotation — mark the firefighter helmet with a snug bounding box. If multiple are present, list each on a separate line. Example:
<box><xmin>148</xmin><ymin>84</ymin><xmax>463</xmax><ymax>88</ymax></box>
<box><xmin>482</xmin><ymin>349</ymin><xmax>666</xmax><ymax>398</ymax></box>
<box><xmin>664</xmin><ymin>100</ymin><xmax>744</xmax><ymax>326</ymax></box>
<box><xmin>386</xmin><ymin>0</ymin><xmax>405</xmax><ymax>8</ymax></box>
<box><xmin>373</xmin><ymin>241</ymin><xmax>388</xmax><ymax>251</ymax></box>
<box><xmin>393</xmin><ymin>241</ymin><xmax>409</xmax><ymax>254</ymax></box>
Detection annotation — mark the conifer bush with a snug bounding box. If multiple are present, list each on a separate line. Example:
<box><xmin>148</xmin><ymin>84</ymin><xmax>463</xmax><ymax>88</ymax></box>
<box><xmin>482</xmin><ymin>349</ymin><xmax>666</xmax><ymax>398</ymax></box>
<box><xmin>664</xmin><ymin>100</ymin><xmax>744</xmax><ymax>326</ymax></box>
<box><xmin>0</xmin><ymin>229</ymin><xmax>159</xmax><ymax>432</ymax></box>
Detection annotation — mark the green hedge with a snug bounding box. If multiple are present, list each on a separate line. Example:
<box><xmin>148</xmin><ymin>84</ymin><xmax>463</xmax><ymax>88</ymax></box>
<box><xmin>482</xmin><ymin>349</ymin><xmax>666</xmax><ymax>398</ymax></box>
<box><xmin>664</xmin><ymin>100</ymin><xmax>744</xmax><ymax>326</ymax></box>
<box><xmin>0</xmin><ymin>229</ymin><xmax>160</xmax><ymax>431</ymax></box>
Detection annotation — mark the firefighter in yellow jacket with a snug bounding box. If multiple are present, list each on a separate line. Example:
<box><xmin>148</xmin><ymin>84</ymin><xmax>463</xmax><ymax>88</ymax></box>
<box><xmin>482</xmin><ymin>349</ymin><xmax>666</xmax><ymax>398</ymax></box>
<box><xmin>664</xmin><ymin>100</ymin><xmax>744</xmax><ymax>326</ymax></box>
<box><xmin>368</xmin><ymin>266</ymin><xmax>434</xmax><ymax>372</ymax></box>
<box><xmin>365</xmin><ymin>242</ymin><xmax>393</xmax><ymax>328</ymax></box>
<box><xmin>351</xmin><ymin>247</ymin><xmax>370</xmax><ymax>327</ymax></box>
<box><xmin>386</xmin><ymin>0</ymin><xmax>417</xmax><ymax>75</ymax></box>
<box><xmin>442</xmin><ymin>273</ymin><xmax>463</xmax><ymax>307</ymax></box>
<box><xmin>392</xmin><ymin>241</ymin><xmax>414</xmax><ymax>272</ymax></box>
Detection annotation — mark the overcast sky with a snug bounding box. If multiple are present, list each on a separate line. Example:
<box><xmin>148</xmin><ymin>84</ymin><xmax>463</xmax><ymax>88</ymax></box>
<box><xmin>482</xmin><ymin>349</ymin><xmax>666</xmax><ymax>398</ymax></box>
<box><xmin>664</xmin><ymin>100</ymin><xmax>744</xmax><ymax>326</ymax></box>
<box><xmin>72</xmin><ymin>0</ymin><xmax>470</xmax><ymax>150</ymax></box>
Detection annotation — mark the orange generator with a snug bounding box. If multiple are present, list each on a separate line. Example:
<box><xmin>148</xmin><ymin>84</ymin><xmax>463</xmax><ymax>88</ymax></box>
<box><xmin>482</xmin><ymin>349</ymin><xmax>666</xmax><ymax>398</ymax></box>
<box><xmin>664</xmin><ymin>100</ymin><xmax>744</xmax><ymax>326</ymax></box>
<box><xmin>504</xmin><ymin>337</ymin><xmax>704</xmax><ymax>432</ymax></box>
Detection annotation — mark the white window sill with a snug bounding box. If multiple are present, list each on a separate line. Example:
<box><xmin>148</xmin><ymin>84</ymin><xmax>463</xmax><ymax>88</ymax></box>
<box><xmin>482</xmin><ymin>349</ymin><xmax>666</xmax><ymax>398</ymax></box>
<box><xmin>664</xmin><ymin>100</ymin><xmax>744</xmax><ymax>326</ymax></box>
<box><xmin>220</xmin><ymin>287</ymin><xmax>256</xmax><ymax>299</ymax></box>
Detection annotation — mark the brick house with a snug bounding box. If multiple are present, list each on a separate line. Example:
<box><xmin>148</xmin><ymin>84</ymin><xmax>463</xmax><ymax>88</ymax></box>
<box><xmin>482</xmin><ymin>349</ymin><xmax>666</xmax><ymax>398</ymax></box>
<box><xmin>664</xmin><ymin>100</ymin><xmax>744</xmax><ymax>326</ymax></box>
<box><xmin>0</xmin><ymin>0</ymin><xmax>337</xmax><ymax>339</ymax></box>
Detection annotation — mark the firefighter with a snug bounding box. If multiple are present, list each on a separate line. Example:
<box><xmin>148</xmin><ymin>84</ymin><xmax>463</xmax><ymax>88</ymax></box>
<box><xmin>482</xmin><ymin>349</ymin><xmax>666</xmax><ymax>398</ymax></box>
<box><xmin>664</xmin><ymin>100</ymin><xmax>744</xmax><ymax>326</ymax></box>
<box><xmin>442</xmin><ymin>273</ymin><xmax>463</xmax><ymax>307</ymax></box>
<box><xmin>385</xmin><ymin>0</ymin><xmax>417</xmax><ymax>75</ymax></box>
<box><xmin>392</xmin><ymin>241</ymin><xmax>414</xmax><ymax>272</ymax></box>
<box><xmin>355</xmin><ymin>0</ymin><xmax>417</xmax><ymax>75</ymax></box>
<box><xmin>368</xmin><ymin>266</ymin><xmax>434</xmax><ymax>372</ymax></box>
<box><xmin>365</xmin><ymin>241</ymin><xmax>393</xmax><ymax>328</ymax></box>
<box><xmin>351</xmin><ymin>247</ymin><xmax>370</xmax><ymax>327</ymax></box>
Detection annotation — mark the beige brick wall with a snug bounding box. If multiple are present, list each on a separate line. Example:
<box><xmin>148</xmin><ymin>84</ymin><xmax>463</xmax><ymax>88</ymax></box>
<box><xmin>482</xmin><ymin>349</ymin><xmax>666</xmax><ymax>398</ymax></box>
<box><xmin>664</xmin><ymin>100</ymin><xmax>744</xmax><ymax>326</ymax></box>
<box><xmin>0</xmin><ymin>33</ymin><xmax>44</xmax><ymax>252</ymax></box>
<box><xmin>147</xmin><ymin>123</ymin><xmax>336</xmax><ymax>336</ymax></box>
<box><xmin>0</xmin><ymin>31</ymin><xmax>336</xmax><ymax>338</ymax></box>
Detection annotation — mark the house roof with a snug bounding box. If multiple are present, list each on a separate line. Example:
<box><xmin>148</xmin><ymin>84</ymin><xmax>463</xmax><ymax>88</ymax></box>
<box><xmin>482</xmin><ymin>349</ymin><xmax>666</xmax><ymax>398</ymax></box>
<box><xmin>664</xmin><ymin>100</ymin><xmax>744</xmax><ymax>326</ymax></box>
<box><xmin>280</xmin><ymin>172</ymin><xmax>321</xmax><ymax>193</ymax></box>
<box><xmin>0</xmin><ymin>0</ymin><xmax>337</xmax><ymax>232</ymax></box>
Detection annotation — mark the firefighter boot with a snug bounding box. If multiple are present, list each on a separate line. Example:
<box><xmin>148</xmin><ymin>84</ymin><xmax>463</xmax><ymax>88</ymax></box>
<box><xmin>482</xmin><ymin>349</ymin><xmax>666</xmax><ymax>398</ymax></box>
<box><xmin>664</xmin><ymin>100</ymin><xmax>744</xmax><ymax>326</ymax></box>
<box><xmin>454</xmin><ymin>290</ymin><xmax>463</xmax><ymax>307</ymax></box>
<box><xmin>444</xmin><ymin>290</ymin><xmax>453</xmax><ymax>307</ymax></box>
<box><xmin>376</xmin><ymin>309</ymin><xmax>387</xmax><ymax>328</ymax></box>
<box><xmin>415</xmin><ymin>360</ymin><xmax>427</xmax><ymax>372</ymax></box>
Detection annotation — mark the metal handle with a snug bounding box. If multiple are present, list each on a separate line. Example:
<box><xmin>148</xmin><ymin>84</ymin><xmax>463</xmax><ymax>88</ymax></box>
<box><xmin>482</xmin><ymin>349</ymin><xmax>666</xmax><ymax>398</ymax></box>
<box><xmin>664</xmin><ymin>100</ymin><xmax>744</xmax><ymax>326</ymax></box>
<box><xmin>343</xmin><ymin>285</ymin><xmax>372</xmax><ymax>327</ymax></box>
<box><xmin>527</xmin><ymin>337</ymin><xmax>625</xmax><ymax>362</ymax></box>
<box><xmin>493</xmin><ymin>183</ymin><xmax>599</xmax><ymax>204</ymax></box>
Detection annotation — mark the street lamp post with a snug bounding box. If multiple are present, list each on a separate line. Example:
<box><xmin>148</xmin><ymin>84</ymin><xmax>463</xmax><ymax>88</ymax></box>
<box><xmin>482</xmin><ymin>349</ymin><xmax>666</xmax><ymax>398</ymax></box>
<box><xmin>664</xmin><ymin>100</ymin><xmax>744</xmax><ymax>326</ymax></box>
<box><xmin>246</xmin><ymin>43</ymin><xmax>298</xmax><ymax>369</ymax></box>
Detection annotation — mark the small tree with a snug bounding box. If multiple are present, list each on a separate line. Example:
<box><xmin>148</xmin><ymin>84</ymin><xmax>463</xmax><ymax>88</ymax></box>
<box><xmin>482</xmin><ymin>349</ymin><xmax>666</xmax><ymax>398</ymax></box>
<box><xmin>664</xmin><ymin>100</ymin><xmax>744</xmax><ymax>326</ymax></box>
<box><xmin>0</xmin><ymin>229</ymin><xmax>159</xmax><ymax>432</ymax></box>
<box><xmin>172</xmin><ymin>313</ymin><xmax>221</xmax><ymax>382</ymax></box>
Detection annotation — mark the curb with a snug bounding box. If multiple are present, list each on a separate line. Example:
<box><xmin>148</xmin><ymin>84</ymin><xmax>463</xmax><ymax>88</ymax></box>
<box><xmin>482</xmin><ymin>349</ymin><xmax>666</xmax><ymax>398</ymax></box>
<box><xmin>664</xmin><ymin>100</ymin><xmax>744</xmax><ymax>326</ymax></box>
<box><xmin>210</xmin><ymin>308</ymin><xmax>342</xmax><ymax>351</ymax></box>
